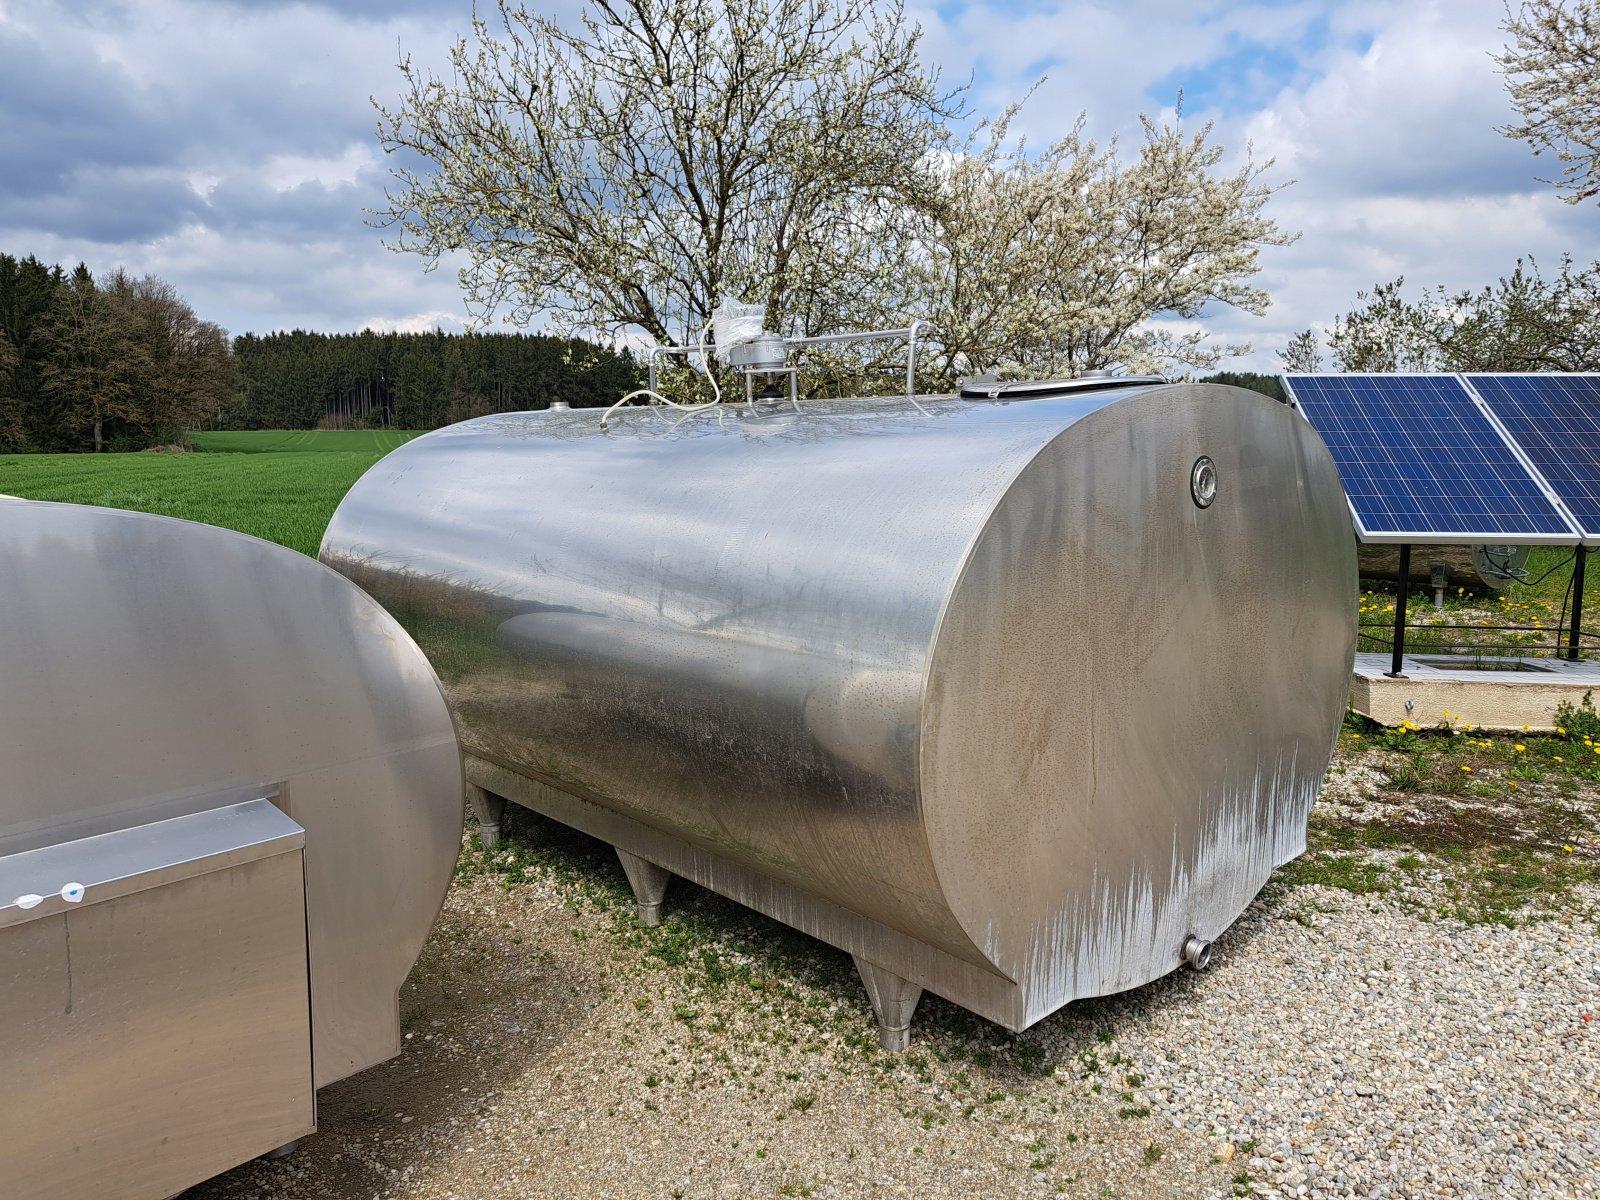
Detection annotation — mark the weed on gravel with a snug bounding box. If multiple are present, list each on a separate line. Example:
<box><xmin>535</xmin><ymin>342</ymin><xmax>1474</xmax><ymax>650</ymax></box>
<box><xmin>1283</xmin><ymin>710</ymin><xmax>1600</xmax><ymax>926</ymax></box>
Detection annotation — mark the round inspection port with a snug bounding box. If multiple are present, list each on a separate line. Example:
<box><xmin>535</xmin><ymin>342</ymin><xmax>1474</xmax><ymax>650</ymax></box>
<box><xmin>1181</xmin><ymin>935</ymin><xmax>1213</xmax><ymax>971</ymax></box>
<box><xmin>1190</xmin><ymin>456</ymin><xmax>1217</xmax><ymax>508</ymax></box>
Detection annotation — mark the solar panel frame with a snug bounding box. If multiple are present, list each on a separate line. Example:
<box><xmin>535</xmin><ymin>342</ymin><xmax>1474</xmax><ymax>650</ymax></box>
<box><xmin>1283</xmin><ymin>372</ymin><xmax>1582</xmax><ymax>545</ymax></box>
<box><xmin>1461</xmin><ymin>373</ymin><xmax>1600</xmax><ymax>545</ymax></box>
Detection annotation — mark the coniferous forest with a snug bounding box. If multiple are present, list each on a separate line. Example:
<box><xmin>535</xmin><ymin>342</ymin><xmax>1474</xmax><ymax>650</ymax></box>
<box><xmin>0</xmin><ymin>252</ymin><xmax>642</xmax><ymax>452</ymax></box>
<box><xmin>231</xmin><ymin>328</ymin><xmax>640</xmax><ymax>431</ymax></box>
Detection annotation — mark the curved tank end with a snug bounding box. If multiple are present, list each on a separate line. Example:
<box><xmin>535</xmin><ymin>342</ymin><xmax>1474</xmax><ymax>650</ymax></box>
<box><xmin>922</xmin><ymin>384</ymin><xmax>1355</xmax><ymax>1024</ymax></box>
<box><xmin>0</xmin><ymin>500</ymin><xmax>463</xmax><ymax>1088</ymax></box>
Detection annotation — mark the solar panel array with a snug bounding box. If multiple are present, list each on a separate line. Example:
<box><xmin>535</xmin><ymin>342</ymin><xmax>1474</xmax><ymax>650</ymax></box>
<box><xmin>1285</xmin><ymin>373</ymin><xmax>1578</xmax><ymax>544</ymax></box>
<box><xmin>1463</xmin><ymin>374</ymin><xmax>1600</xmax><ymax>540</ymax></box>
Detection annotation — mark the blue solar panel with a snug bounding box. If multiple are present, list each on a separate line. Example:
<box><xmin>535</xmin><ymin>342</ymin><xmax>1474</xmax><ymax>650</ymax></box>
<box><xmin>1286</xmin><ymin>374</ymin><xmax>1577</xmax><ymax>542</ymax></box>
<box><xmin>1465</xmin><ymin>374</ymin><xmax>1600</xmax><ymax>540</ymax></box>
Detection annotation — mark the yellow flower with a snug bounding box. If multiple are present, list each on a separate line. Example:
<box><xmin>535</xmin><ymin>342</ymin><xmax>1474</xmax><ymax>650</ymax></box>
<box><xmin>1515</xmin><ymin>744</ymin><xmax>1526</xmax><ymax>752</ymax></box>
<box><xmin>1558</xmin><ymin>727</ymin><xmax>1567</xmax><ymax>736</ymax></box>
<box><xmin>1460</xmin><ymin>765</ymin><xmax>1472</xmax><ymax>773</ymax></box>
<box><xmin>1564</xmin><ymin>845</ymin><xmax>1576</xmax><ymax>853</ymax></box>
<box><xmin>1555</xmin><ymin>756</ymin><xmax>1564</xmax><ymax>763</ymax></box>
<box><xmin>1351</xmin><ymin>733</ymin><xmax>1362</xmax><ymax>739</ymax></box>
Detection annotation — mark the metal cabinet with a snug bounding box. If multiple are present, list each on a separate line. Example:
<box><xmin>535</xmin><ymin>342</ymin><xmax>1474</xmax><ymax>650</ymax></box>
<box><xmin>1</xmin><ymin>800</ymin><xmax>314</xmax><ymax>1200</ymax></box>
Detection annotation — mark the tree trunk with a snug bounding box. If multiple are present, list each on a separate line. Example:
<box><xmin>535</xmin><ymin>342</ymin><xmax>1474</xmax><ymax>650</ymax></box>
<box><xmin>93</xmin><ymin>417</ymin><xmax>103</xmax><ymax>453</ymax></box>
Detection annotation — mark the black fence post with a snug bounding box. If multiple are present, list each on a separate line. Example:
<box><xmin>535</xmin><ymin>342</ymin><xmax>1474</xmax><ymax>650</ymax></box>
<box><xmin>1386</xmin><ymin>543</ymin><xmax>1410</xmax><ymax>679</ymax></box>
<box><xmin>1570</xmin><ymin>546</ymin><xmax>1588</xmax><ymax>662</ymax></box>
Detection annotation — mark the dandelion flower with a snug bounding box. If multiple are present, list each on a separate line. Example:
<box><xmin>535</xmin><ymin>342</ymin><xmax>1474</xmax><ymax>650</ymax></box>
<box><xmin>1558</xmin><ymin>727</ymin><xmax>1567</xmax><ymax>736</ymax></box>
<box><xmin>1460</xmin><ymin>765</ymin><xmax>1472</xmax><ymax>773</ymax></box>
<box><xmin>1564</xmin><ymin>845</ymin><xmax>1576</xmax><ymax>853</ymax></box>
<box><xmin>1555</xmin><ymin>756</ymin><xmax>1564</xmax><ymax>763</ymax></box>
<box><xmin>1515</xmin><ymin>744</ymin><xmax>1527</xmax><ymax>752</ymax></box>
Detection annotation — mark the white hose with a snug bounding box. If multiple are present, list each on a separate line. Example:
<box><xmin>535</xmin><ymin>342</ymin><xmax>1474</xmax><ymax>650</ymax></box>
<box><xmin>601</xmin><ymin>318</ymin><xmax>722</xmax><ymax>428</ymax></box>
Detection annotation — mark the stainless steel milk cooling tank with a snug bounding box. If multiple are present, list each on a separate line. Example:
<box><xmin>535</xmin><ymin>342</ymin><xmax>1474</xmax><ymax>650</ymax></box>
<box><xmin>320</xmin><ymin>381</ymin><xmax>1356</xmax><ymax>1047</ymax></box>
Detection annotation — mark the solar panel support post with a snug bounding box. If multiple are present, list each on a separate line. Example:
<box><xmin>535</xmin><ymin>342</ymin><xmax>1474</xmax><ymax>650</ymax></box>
<box><xmin>1386</xmin><ymin>543</ymin><xmax>1411</xmax><ymax>679</ymax></box>
<box><xmin>1569</xmin><ymin>546</ymin><xmax>1588</xmax><ymax>662</ymax></box>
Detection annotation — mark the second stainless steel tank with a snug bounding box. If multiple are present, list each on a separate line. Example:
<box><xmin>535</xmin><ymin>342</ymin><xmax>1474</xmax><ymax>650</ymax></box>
<box><xmin>321</xmin><ymin>383</ymin><xmax>1356</xmax><ymax>1046</ymax></box>
<box><xmin>1</xmin><ymin>501</ymin><xmax>463</xmax><ymax>1198</ymax></box>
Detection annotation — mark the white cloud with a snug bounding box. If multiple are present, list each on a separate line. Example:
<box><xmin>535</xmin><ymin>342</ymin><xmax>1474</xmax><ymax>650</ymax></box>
<box><xmin>263</xmin><ymin>145</ymin><xmax>378</xmax><ymax>193</ymax></box>
<box><xmin>359</xmin><ymin>309</ymin><xmax>472</xmax><ymax>334</ymax></box>
<box><xmin>0</xmin><ymin>0</ymin><xmax>1588</xmax><ymax>373</ymax></box>
<box><xmin>1204</xmin><ymin>0</ymin><xmax>1586</xmax><ymax>369</ymax></box>
<box><xmin>0</xmin><ymin>0</ymin><xmax>471</xmax><ymax>335</ymax></box>
<box><xmin>910</xmin><ymin>0</ymin><xmax>1587</xmax><ymax>373</ymax></box>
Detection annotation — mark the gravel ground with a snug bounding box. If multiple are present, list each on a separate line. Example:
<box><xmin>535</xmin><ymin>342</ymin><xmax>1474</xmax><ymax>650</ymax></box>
<box><xmin>185</xmin><ymin>745</ymin><xmax>1600</xmax><ymax>1200</ymax></box>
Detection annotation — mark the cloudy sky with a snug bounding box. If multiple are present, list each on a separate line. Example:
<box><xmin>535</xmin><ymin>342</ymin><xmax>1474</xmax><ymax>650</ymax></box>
<box><xmin>1</xmin><ymin>0</ymin><xmax>1593</xmax><ymax>372</ymax></box>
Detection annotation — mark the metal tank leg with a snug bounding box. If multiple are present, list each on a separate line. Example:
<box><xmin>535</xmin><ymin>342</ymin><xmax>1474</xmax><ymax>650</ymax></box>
<box><xmin>259</xmin><ymin>1140</ymin><xmax>299</xmax><ymax>1161</ymax></box>
<box><xmin>852</xmin><ymin>955</ymin><xmax>923</xmax><ymax>1052</ymax></box>
<box><xmin>467</xmin><ymin>783</ymin><xmax>507</xmax><ymax>850</ymax></box>
<box><xmin>616</xmin><ymin>848</ymin><xmax>672</xmax><ymax>927</ymax></box>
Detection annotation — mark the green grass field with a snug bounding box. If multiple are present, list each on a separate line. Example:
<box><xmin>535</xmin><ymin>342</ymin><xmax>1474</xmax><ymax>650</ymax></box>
<box><xmin>0</xmin><ymin>429</ymin><xmax>424</xmax><ymax>557</ymax></box>
<box><xmin>188</xmin><ymin>429</ymin><xmax>422</xmax><ymax>455</ymax></box>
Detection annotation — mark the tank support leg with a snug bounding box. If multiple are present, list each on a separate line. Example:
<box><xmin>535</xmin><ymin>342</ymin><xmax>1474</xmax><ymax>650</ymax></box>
<box><xmin>616</xmin><ymin>848</ymin><xmax>672</xmax><ymax>927</ymax></box>
<box><xmin>259</xmin><ymin>1140</ymin><xmax>299</xmax><ymax>1161</ymax></box>
<box><xmin>852</xmin><ymin>956</ymin><xmax>923</xmax><ymax>1052</ymax></box>
<box><xmin>467</xmin><ymin>783</ymin><xmax>507</xmax><ymax>850</ymax></box>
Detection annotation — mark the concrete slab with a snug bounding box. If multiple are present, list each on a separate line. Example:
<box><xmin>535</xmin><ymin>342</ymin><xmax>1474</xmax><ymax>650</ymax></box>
<box><xmin>1350</xmin><ymin>652</ymin><xmax>1600</xmax><ymax>731</ymax></box>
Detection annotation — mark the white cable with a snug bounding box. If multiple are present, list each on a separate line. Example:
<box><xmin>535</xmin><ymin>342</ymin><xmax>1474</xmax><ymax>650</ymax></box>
<box><xmin>601</xmin><ymin>318</ymin><xmax>722</xmax><ymax>428</ymax></box>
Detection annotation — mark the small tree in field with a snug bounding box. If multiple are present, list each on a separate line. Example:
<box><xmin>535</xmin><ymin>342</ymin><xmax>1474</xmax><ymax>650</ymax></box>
<box><xmin>1325</xmin><ymin>258</ymin><xmax>1600</xmax><ymax>372</ymax></box>
<box><xmin>374</xmin><ymin>0</ymin><xmax>961</xmax><ymax>346</ymax></box>
<box><xmin>913</xmin><ymin>102</ymin><xmax>1294</xmax><ymax>382</ymax></box>
<box><xmin>1278</xmin><ymin>328</ymin><xmax>1322</xmax><ymax>373</ymax></box>
<box><xmin>375</xmin><ymin>1</ymin><xmax>1293</xmax><ymax>388</ymax></box>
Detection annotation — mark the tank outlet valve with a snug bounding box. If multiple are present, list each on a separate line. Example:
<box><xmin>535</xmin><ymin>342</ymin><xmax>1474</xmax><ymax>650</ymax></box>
<box><xmin>1181</xmin><ymin>935</ymin><xmax>1213</xmax><ymax>971</ymax></box>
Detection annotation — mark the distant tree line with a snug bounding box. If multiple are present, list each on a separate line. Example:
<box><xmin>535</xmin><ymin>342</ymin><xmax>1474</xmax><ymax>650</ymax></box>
<box><xmin>1197</xmin><ymin>371</ymin><xmax>1286</xmax><ymax>402</ymax></box>
<box><xmin>0</xmin><ymin>251</ymin><xmax>646</xmax><ymax>451</ymax></box>
<box><xmin>0</xmin><ymin>253</ymin><xmax>234</xmax><ymax>452</ymax></box>
<box><xmin>229</xmin><ymin>329</ymin><xmax>641</xmax><ymax>430</ymax></box>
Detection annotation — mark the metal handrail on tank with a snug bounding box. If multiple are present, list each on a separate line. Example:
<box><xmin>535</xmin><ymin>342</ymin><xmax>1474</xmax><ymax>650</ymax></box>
<box><xmin>645</xmin><ymin>319</ymin><xmax>938</xmax><ymax>400</ymax></box>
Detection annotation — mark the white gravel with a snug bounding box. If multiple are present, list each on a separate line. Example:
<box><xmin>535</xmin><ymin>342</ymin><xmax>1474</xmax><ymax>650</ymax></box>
<box><xmin>184</xmin><ymin>749</ymin><xmax>1600</xmax><ymax>1200</ymax></box>
<box><xmin>1091</xmin><ymin>885</ymin><xmax>1600</xmax><ymax>1199</ymax></box>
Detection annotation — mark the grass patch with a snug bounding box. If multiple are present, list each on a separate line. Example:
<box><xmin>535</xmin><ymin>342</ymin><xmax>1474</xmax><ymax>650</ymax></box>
<box><xmin>0</xmin><ymin>430</ymin><xmax>422</xmax><ymax>556</ymax></box>
<box><xmin>1276</xmin><ymin>851</ymin><xmax>1391</xmax><ymax>895</ymax></box>
<box><xmin>189</xmin><ymin>429</ymin><xmax>422</xmax><ymax>454</ymax></box>
<box><xmin>1292</xmin><ymin>731</ymin><xmax>1600</xmax><ymax>923</ymax></box>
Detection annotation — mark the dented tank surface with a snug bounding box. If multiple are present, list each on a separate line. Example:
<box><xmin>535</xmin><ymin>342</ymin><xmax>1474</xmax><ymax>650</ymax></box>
<box><xmin>320</xmin><ymin>384</ymin><xmax>1356</xmax><ymax>1040</ymax></box>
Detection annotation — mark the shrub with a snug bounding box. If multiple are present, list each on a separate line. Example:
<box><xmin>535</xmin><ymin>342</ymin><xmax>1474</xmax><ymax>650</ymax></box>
<box><xmin>1553</xmin><ymin>690</ymin><xmax>1600</xmax><ymax>742</ymax></box>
